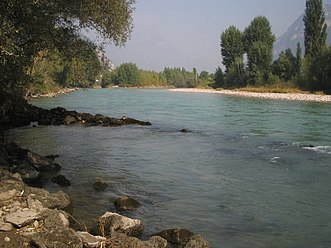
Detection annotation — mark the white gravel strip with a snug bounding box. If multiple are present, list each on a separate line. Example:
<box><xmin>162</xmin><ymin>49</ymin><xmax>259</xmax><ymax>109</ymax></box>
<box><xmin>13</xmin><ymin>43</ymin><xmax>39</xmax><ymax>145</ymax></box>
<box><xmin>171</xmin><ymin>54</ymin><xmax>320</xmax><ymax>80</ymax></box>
<box><xmin>168</xmin><ymin>88</ymin><xmax>331</xmax><ymax>103</ymax></box>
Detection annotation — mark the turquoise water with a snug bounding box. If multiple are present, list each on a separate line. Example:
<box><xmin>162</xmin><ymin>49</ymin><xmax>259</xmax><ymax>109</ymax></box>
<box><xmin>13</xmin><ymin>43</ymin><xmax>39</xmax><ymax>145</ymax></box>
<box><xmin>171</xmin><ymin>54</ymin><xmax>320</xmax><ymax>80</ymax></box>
<box><xmin>6</xmin><ymin>89</ymin><xmax>331</xmax><ymax>247</ymax></box>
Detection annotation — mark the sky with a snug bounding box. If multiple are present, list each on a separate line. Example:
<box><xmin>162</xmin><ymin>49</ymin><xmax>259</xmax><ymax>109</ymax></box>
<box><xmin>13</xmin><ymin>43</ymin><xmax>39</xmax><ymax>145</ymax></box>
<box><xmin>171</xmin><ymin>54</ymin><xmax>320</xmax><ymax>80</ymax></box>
<box><xmin>104</xmin><ymin>0</ymin><xmax>327</xmax><ymax>73</ymax></box>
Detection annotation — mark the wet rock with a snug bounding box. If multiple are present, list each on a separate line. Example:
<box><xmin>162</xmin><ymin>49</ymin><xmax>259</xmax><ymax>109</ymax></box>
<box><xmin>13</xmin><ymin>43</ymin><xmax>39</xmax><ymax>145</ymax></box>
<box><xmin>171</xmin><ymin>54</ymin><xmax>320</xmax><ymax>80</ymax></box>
<box><xmin>4</xmin><ymin>209</ymin><xmax>41</xmax><ymax>228</ymax></box>
<box><xmin>51</xmin><ymin>175</ymin><xmax>71</xmax><ymax>187</ymax></box>
<box><xmin>25</xmin><ymin>151</ymin><xmax>61</xmax><ymax>172</ymax></box>
<box><xmin>30</xmin><ymin>228</ymin><xmax>83</xmax><ymax>248</ymax></box>
<box><xmin>9</xmin><ymin>163</ymin><xmax>40</xmax><ymax>183</ymax></box>
<box><xmin>45</xmin><ymin>154</ymin><xmax>59</xmax><ymax>161</ymax></box>
<box><xmin>93</xmin><ymin>181</ymin><xmax>108</xmax><ymax>191</ymax></box>
<box><xmin>152</xmin><ymin>228</ymin><xmax>195</xmax><ymax>247</ymax></box>
<box><xmin>114</xmin><ymin>196</ymin><xmax>141</xmax><ymax>211</ymax></box>
<box><xmin>107</xmin><ymin>232</ymin><xmax>167</xmax><ymax>248</ymax></box>
<box><xmin>184</xmin><ymin>235</ymin><xmax>211</xmax><ymax>248</ymax></box>
<box><xmin>180</xmin><ymin>129</ymin><xmax>191</xmax><ymax>133</ymax></box>
<box><xmin>93</xmin><ymin>212</ymin><xmax>144</xmax><ymax>237</ymax></box>
<box><xmin>77</xmin><ymin>231</ymin><xmax>106</xmax><ymax>248</ymax></box>
<box><xmin>64</xmin><ymin>115</ymin><xmax>76</xmax><ymax>125</ymax></box>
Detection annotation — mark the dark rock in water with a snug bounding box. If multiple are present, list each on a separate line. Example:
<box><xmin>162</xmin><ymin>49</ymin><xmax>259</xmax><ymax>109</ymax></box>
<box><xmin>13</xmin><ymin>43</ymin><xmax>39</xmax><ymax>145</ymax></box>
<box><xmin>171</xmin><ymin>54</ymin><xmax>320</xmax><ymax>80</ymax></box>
<box><xmin>180</xmin><ymin>129</ymin><xmax>191</xmax><ymax>133</ymax></box>
<box><xmin>45</xmin><ymin>154</ymin><xmax>59</xmax><ymax>161</ymax></box>
<box><xmin>64</xmin><ymin>115</ymin><xmax>76</xmax><ymax>125</ymax></box>
<box><xmin>93</xmin><ymin>181</ymin><xmax>108</xmax><ymax>191</ymax></box>
<box><xmin>25</xmin><ymin>151</ymin><xmax>61</xmax><ymax>172</ymax></box>
<box><xmin>9</xmin><ymin>162</ymin><xmax>40</xmax><ymax>182</ymax></box>
<box><xmin>152</xmin><ymin>228</ymin><xmax>210</xmax><ymax>248</ymax></box>
<box><xmin>92</xmin><ymin>212</ymin><xmax>144</xmax><ymax>237</ymax></box>
<box><xmin>51</xmin><ymin>175</ymin><xmax>71</xmax><ymax>187</ymax></box>
<box><xmin>114</xmin><ymin>196</ymin><xmax>141</xmax><ymax>211</ymax></box>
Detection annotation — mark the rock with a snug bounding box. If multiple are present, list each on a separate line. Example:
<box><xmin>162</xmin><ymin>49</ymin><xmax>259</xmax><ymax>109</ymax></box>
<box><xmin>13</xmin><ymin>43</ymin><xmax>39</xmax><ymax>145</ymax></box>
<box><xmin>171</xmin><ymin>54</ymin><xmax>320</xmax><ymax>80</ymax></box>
<box><xmin>64</xmin><ymin>115</ymin><xmax>76</xmax><ymax>125</ymax></box>
<box><xmin>107</xmin><ymin>232</ymin><xmax>167</xmax><ymax>248</ymax></box>
<box><xmin>184</xmin><ymin>235</ymin><xmax>211</xmax><ymax>248</ymax></box>
<box><xmin>51</xmin><ymin>175</ymin><xmax>71</xmax><ymax>187</ymax></box>
<box><xmin>114</xmin><ymin>196</ymin><xmax>141</xmax><ymax>211</ymax></box>
<box><xmin>45</xmin><ymin>154</ymin><xmax>59</xmax><ymax>161</ymax></box>
<box><xmin>93</xmin><ymin>212</ymin><xmax>144</xmax><ymax>237</ymax></box>
<box><xmin>0</xmin><ymin>221</ymin><xmax>14</xmax><ymax>232</ymax></box>
<box><xmin>27</xmin><ymin>195</ymin><xmax>44</xmax><ymax>211</ymax></box>
<box><xmin>180</xmin><ymin>129</ymin><xmax>191</xmax><ymax>133</ymax></box>
<box><xmin>93</xmin><ymin>181</ymin><xmax>108</xmax><ymax>191</ymax></box>
<box><xmin>10</xmin><ymin>163</ymin><xmax>40</xmax><ymax>182</ymax></box>
<box><xmin>0</xmin><ymin>189</ymin><xmax>18</xmax><ymax>202</ymax></box>
<box><xmin>42</xmin><ymin>209</ymin><xmax>70</xmax><ymax>229</ymax></box>
<box><xmin>30</xmin><ymin>228</ymin><xmax>83</xmax><ymax>248</ymax></box>
<box><xmin>24</xmin><ymin>188</ymin><xmax>70</xmax><ymax>210</ymax></box>
<box><xmin>76</xmin><ymin>231</ymin><xmax>106</xmax><ymax>248</ymax></box>
<box><xmin>152</xmin><ymin>228</ymin><xmax>195</xmax><ymax>247</ymax></box>
<box><xmin>25</xmin><ymin>151</ymin><xmax>61</xmax><ymax>172</ymax></box>
<box><xmin>4</xmin><ymin>209</ymin><xmax>41</xmax><ymax>228</ymax></box>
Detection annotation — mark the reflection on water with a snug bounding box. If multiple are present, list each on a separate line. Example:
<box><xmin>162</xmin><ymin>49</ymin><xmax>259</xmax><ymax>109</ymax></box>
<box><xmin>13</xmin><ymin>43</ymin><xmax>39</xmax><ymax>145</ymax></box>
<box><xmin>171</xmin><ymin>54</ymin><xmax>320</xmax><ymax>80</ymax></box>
<box><xmin>5</xmin><ymin>89</ymin><xmax>331</xmax><ymax>248</ymax></box>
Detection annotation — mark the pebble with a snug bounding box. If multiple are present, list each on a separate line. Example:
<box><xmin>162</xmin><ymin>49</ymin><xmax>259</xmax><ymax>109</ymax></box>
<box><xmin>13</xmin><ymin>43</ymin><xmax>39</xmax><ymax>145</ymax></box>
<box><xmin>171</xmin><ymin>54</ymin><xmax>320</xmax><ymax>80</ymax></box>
<box><xmin>4</xmin><ymin>236</ymin><xmax>10</xmax><ymax>242</ymax></box>
<box><xmin>33</xmin><ymin>220</ymin><xmax>39</xmax><ymax>229</ymax></box>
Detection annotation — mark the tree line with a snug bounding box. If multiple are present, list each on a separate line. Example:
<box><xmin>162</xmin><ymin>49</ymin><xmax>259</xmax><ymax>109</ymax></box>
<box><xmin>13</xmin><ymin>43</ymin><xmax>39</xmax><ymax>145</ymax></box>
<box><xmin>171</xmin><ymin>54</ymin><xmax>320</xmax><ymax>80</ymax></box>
<box><xmin>100</xmin><ymin>64</ymin><xmax>213</xmax><ymax>88</ymax></box>
<box><xmin>218</xmin><ymin>0</ymin><xmax>330</xmax><ymax>93</ymax></box>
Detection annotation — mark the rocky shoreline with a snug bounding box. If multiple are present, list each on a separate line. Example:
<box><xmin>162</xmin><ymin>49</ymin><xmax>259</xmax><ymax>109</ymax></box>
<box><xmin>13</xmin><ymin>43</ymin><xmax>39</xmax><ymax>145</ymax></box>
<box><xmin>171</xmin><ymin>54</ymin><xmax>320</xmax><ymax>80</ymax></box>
<box><xmin>0</xmin><ymin>95</ymin><xmax>211</xmax><ymax>247</ymax></box>
<box><xmin>169</xmin><ymin>88</ymin><xmax>331</xmax><ymax>103</ymax></box>
<box><xmin>27</xmin><ymin>88</ymin><xmax>79</xmax><ymax>99</ymax></box>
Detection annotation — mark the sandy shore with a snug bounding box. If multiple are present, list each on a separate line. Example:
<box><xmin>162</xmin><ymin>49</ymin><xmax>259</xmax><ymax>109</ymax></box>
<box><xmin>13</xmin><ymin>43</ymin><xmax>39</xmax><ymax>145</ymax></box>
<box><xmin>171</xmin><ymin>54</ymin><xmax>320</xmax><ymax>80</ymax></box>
<box><xmin>168</xmin><ymin>88</ymin><xmax>331</xmax><ymax>103</ymax></box>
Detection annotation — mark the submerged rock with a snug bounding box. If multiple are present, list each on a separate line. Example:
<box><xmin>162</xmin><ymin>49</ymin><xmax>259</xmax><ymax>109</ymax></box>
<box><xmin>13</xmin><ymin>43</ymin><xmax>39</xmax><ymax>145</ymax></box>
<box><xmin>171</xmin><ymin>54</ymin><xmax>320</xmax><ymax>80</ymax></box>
<box><xmin>93</xmin><ymin>181</ymin><xmax>108</xmax><ymax>191</ymax></box>
<box><xmin>114</xmin><ymin>196</ymin><xmax>142</xmax><ymax>211</ymax></box>
<box><xmin>51</xmin><ymin>175</ymin><xmax>71</xmax><ymax>187</ymax></box>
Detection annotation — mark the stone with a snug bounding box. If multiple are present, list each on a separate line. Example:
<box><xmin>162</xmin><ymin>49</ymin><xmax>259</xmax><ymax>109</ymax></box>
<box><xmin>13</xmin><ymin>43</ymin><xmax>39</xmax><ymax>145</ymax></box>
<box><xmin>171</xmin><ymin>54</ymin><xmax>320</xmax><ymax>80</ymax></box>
<box><xmin>45</xmin><ymin>154</ymin><xmax>59</xmax><ymax>161</ymax></box>
<box><xmin>108</xmin><ymin>232</ymin><xmax>167</xmax><ymax>248</ymax></box>
<box><xmin>76</xmin><ymin>231</ymin><xmax>106</xmax><ymax>248</ymax></box>
<box><xmin>51</xmin><ymin>175</ymin><xmax>71</xmax><ymax>187</ymax></box>
<box><xmin>0</xmin><ymin>222</ymin><xmax>14</xmax><ymax>232</ymax></box>
<box><xmin>64</xmin><ymin>115</ymin><xmax>76</xmax><ymax>125</ymax></box>
<box><xmin>0</xmin><ymin>189</ymin><xmax>18</xmax><ymax>202</ymax></box>
<box><xmin>42</xmin><ymin>209</ymin><xmax>70</xmax><ymax>229</ymax></box>
<box><xmin>30</xmin><ymin>228</ymin><xmax>83</xmax><ymax>248</ymax></box>
<box><xmin>152</xmin><ymin>228</ymin><xmax>195</xmax><ymax>247</ymax></box>
<box><xmin>4</xmin><ymin>209</ymin><xmax>41</xmax><ymax>228</ymax></box>
<box><xmin>24</xmin><ymin>188</ymin><xmax>70</xmax><ymax>210</ymax></box>
<box><xmin>25</xmin><ymin>151</ymin><xmax>61</xmax><ymax>172</ymax></box>
<box><xmin>10</xmin><ymin>163</ymin><xmax>40</xmax><ymax>182</ymax></box>
<box><xmin>93</xmin><ymin>212</ymin><xmax>144</xmax><ymax>237</ymax></box>
<box><xmin>93</xmin><ymin>181</ymin><xmax>108</xmax><ymax>191</ymax></box>
<box><xmin>27</xmin><ymin>196</ymin><xmax>44</xmax><ymax>212</ymax></box>
<box><xmin>114</xmin><ymin>196</ymin><xmax>141</xmax><ymax>211</ymax></box>
<box><xmin>184</xmin><ymin>235</ymin><xmax>211</xmax><ymax>248</ymax></box>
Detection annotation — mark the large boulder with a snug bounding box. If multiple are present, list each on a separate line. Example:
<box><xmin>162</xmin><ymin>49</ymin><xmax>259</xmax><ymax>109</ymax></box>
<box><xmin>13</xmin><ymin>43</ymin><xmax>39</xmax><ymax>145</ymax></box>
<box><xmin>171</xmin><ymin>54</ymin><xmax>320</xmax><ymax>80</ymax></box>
<box><xmin>4</xmin><ymin>209</ymin><xmax>41</xmax><ymax>228</ymax></box>
<box><xmin>92</xmin><ymin>212</ymin><xmax>144</xmax><ymax>237</ymax></box>
<box><xmin>114</xmin><ymin>196</ymin><xmax>141</xmax><ymax>211</ymax></box>
<box><xmin>64</xmin><ymin>115</ymin><xmax>76</xmax><ymax>125</ymax></box>
<box><xmin>25</xmin><ymin>151</ymin><xmax>61</xmax><ymax>172</ymax></box>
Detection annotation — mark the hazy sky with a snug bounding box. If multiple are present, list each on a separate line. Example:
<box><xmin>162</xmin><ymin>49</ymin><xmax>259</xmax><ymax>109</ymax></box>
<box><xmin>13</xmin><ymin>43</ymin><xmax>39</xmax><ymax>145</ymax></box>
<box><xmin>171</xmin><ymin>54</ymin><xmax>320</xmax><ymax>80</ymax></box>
<box><xmin>105</xmin><ymin>0</ymin><xmax>324</xmax><ymax>72</ymax></box>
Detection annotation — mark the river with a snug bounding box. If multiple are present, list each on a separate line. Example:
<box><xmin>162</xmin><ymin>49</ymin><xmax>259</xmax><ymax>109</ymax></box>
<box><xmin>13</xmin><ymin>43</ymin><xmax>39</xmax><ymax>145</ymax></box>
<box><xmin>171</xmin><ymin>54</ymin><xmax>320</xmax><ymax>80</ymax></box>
<box><xmin>5</xmin><ymin>88</ymin><xmax>331</xmax><ymax>247</ymax></box>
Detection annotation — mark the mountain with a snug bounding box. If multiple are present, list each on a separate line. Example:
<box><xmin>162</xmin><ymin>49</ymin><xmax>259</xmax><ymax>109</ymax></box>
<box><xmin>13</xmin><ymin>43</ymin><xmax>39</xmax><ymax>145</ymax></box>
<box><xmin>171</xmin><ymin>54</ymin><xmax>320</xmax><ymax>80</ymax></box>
<box><xmin>274</xmin><ymin>4</ymin><xmax>331</xmax><ymax>58</ymax></box>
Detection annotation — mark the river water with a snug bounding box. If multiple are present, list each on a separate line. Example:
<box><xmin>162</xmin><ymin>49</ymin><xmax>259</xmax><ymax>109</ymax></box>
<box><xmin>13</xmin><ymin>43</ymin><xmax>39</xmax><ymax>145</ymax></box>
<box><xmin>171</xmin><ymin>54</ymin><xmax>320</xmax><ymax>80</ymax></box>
<box><xmin>5</xmin><ymin>89</ymin><xmax>331</xmax><ymax>247</ymax></box>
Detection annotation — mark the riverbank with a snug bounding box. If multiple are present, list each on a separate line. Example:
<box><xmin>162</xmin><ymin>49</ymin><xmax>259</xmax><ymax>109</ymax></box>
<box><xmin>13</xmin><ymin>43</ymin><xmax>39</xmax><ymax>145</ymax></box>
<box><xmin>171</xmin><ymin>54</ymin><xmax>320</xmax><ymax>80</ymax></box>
<box><xmin>27</xmin><ymin>88</ymin><xmax>79</xmax><ymax>99</ymax></box>
<box><xmin>169</xmin><ymin>88</ymin><xmax>331</xmax><ymax>103</ymax></box>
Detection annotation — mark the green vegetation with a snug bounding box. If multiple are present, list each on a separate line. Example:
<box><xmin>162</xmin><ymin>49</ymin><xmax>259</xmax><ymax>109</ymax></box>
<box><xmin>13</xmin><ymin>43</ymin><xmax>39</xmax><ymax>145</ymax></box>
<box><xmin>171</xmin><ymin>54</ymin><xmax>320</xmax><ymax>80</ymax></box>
<box><xmin>218</xmin><ymin>0</ymin><xmax>330</xmax><ymax>94</ymax></box>
<box><xmin>0</xmin><ymin>0</ymin><xmax>135</xmax><ymax>95</ymax></box>
<box><xmin>100</xmin><ymin>66</ymin><xmax>213</xmax><ymax>88</ymax></box>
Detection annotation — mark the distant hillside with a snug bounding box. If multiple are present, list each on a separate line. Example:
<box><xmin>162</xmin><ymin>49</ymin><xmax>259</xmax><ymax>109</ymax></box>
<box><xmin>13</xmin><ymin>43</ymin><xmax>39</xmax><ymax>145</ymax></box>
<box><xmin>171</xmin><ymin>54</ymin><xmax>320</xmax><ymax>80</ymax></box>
<box><xmin>274</xmin><ymin>4</ymin><xmax>331</xmax><ymax>58</ymax></box>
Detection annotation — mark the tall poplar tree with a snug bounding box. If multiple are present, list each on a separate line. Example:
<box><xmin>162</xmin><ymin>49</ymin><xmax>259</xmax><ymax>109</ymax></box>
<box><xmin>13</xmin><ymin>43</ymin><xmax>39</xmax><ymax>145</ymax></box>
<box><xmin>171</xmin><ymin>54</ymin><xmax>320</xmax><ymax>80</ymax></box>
<box><xmin>303</xmin><ymin>0</ymin><xmax>327</xmax><ymax>58</ymax></box>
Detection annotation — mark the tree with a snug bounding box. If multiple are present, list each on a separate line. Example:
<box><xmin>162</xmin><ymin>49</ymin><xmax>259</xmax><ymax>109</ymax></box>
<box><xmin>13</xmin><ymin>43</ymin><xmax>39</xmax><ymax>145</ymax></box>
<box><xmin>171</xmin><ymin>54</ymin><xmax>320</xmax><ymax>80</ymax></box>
<box><xmin>112</xmin><ymin>63</ymin><xmax>139</xmax><ymax>86</ymax></box>
<box><xmin>0</xmin><ymin>0</ymin><xmax>135</xmax><ymax>93</ymax></box>
<box><xmin>244</xmin><ymin>16</ymin><xmax>275</xmax><ymax>84</ymax></box>
<box><xmin>304</xmin><ymin>0</ymin><xmax>327</xmax><ymax>58</ymax></box>
<box><xmin>272</xmin><ymin>49</ymin><xmax>296</xmax><ymax>81</ymax></box>
<box><xmin>221</xmin><ymin>26</ymin><xmax>244</xmax><ymax>72</ymax></box>
<box><xmin>295</xmin><ymin>43</ymin><xmax>302</xmax><ymax>75</ymax></box>
<box><xmin>212</xmin><ymin>67</ymin><xmax>224</xmax><ymax>88</ymax></box>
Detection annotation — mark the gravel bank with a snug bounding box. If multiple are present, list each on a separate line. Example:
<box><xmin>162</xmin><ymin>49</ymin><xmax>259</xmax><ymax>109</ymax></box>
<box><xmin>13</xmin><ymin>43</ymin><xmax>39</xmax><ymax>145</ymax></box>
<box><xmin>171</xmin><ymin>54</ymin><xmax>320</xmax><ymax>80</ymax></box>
<box><xmin>168</xmin><ymin>88</ymin><xmax>331</xmax><ymax>103</ymax></box>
